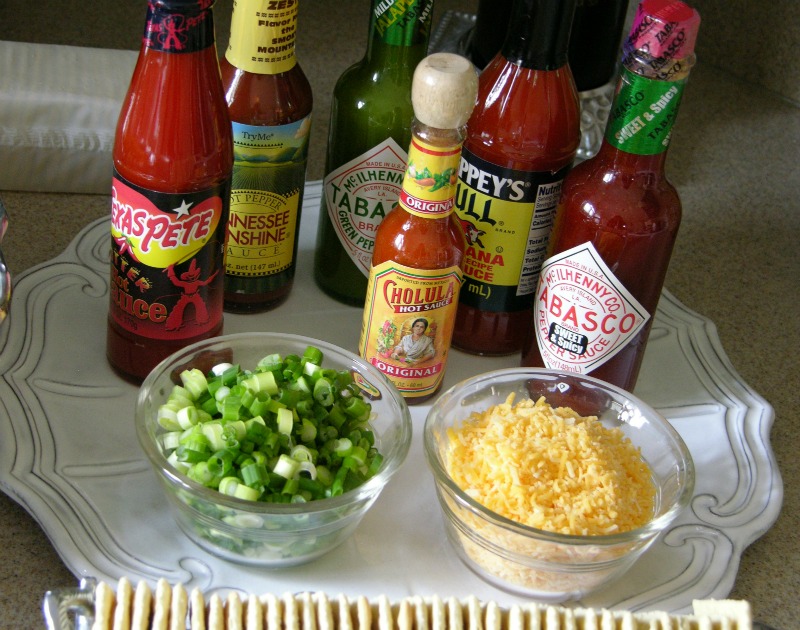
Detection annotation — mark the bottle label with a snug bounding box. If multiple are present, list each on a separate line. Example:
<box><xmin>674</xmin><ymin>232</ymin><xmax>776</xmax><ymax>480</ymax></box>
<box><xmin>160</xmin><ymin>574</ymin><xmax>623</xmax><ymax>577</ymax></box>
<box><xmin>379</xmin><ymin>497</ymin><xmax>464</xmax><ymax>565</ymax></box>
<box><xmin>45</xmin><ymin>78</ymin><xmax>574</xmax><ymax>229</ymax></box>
<box><xmin>605</xmin><ymin>67</ymin><xmax>688</xmax><ymax>155</ymax></box>
<box><xmin>225</xmin><ymin>0</ymin><xmax>298</xmax><ymax>74</ymax></box>
<box><xmin>399</xmin><ymin>136</ymin><xmax>462</xmax><ymax>219</ymax></box>
<box><xmin>109</xmin><ymin>171</ymin><xmax>228</xmax><ymax>340</ymax></box>
<box><xmin>359</xmin><ymin>260</ymin><xmax>462</xmax><ymax>398</ymax></box>
<box><xmin>144</xmin><ymin>0</ymin><xmax>215</xmax><ymax>53</ymax></box>
<box><xmin>455</xmin><ymin>148</ymin><xmax>567</xmax><ymax>313</ymax></box>
<box><xmin>323</xmin><ymin>138</ymin><xmax>407</xmax><ymax>277</ymax></box>
<box><xmin>225</xmin><ymin>117</ymin><xmax>311</xmax><ymax>278</ymax></box>
<box><xmin>374</xmin><ymin>0</ymin><xmax>433</xmax><ymax>46</ymax></box>
<box><xmin>532</xmin><ymin>242</ymin><xmax>650</xmax><ymax>374</ymax></box>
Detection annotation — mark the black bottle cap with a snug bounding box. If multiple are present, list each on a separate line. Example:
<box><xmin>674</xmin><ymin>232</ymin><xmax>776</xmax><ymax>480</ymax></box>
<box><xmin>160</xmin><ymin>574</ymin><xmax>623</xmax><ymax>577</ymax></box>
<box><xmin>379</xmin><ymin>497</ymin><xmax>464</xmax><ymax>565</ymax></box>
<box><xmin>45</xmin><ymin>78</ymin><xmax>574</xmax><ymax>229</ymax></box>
<box><xmin>502</xmin><ymin>0</ymin><xmax>577</xmax><ymax>70</ymax></box>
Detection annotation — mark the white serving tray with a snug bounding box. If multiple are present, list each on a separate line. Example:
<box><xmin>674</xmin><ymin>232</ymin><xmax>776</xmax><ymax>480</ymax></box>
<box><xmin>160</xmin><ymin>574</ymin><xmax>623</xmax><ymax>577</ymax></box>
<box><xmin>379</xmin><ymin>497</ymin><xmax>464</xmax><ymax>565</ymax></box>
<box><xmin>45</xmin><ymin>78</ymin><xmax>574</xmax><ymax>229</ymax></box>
<box><xmin>0</xmin><ymin>182</ymin><xmax>782</xmax><ymax>613</ymax></box>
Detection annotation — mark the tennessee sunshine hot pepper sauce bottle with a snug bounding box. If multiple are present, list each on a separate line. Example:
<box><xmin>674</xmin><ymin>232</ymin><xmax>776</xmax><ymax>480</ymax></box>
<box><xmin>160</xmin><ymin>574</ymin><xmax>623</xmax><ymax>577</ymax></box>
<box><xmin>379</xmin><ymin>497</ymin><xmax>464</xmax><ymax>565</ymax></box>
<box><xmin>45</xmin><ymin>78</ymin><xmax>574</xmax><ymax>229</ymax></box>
<box><xmin>359</xmin><ymin>53</ymin><xmax>478</xmax><ymax>404</ymax></box>
<box><xmin>521</xmin><ymin>0</ymin><xmax>701</xmax><ymax>391</ymax></box>
<box><xmin>451</xmin><ymin>0</ymin><xmax>581</xmax><ymax>356</ymax></box>
<box><xmin>220</xmin><ymin>0</ymin><xmax>313</xmax><ymax>312</ymax></box>
<box><xmin>107</xmin><ymin>0</ymin><xmax>233</xmax><ymax>381</ymax></box>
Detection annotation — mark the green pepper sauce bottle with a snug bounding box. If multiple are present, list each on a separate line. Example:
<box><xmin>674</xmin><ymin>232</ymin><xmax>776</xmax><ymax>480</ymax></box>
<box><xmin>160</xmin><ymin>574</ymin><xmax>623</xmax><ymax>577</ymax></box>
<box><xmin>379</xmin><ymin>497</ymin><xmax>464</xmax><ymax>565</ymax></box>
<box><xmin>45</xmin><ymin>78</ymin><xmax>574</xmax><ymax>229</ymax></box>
<box><xmin>313</xmin><ymin>0</ymin><xmax>434</xmax><ymax>306</ymax></box>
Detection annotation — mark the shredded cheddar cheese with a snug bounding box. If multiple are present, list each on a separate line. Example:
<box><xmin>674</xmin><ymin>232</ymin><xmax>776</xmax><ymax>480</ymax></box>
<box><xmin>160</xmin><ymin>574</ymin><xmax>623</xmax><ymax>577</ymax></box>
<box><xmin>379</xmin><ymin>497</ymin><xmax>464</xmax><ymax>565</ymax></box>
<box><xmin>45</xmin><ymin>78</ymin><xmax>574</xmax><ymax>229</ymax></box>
<box><xmin>445</xmin><ymin>394</ymin><xmax>655</xmax><ymax>536</ymax></box>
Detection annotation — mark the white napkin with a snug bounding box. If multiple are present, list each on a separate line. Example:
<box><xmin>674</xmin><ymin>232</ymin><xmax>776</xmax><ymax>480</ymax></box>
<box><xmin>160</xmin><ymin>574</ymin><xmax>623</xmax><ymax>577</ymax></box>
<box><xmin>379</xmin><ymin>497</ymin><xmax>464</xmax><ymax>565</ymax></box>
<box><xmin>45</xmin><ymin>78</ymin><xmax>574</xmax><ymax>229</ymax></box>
<box><xmin>0</xmin><ymin>40</ymin><xmax>136</xmax><ymax>194</ymax></box>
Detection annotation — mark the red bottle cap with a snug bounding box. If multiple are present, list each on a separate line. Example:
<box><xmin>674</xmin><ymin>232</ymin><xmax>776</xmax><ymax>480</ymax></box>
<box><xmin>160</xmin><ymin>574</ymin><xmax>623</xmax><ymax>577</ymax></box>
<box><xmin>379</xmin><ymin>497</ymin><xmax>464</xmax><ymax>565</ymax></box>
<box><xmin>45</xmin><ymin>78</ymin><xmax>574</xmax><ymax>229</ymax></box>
<box><xmin>628</xmin><ymin>0</ymin><xmax>701</xmax><ymax>61</ymax></box>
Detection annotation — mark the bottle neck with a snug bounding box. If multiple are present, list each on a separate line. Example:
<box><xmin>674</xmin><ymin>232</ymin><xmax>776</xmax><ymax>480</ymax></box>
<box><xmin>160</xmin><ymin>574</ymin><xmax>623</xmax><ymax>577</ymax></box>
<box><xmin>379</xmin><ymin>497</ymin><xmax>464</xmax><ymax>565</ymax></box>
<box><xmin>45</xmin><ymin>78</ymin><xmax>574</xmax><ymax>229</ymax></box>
<box><xmin>225</xmin><ymin>0</ymin><xmax>298</xmax><ymax>74</ymax></box>
<box><xmin>399</xmin><ymin>120</ymin><xmax>465</xmax><ymax>221</ymax></box>
<box><xmin>143</xmin><ymin>0</ymin><xmax>216</xmax><ymax>53</ymax></box>
<box><xmin>364</xmin><ymin>0</ymin><xmax>433</xmax><ymax>66</ymax></box>
<box><xmin>599</xmin><ymin>52</ymin><xmax>695</xmax><ymax>169</ymax></box>
<box><xmin>501</xmin><ymin>0</ymin><xmax>576</xmax><ymax>70</ymax></box>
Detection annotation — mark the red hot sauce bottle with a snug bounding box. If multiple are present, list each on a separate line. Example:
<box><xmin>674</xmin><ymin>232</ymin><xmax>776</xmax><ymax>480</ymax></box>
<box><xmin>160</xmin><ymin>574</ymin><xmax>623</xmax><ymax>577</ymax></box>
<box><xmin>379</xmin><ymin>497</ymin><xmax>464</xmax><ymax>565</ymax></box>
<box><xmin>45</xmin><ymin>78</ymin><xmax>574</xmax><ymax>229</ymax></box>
<box><xmin>521</xmin><ymin>0</ymin><xmax>701</xmax><ymax>392</ymax></box>
<box><xmin>359</xmin><ymin>53</ymin><xmax>478</xmax><ymax>405</ymax></box>
<box><xmin>107</xmin><ymin>0</ymin><xmax>233</xmax><ymax>381</ymax></box>
<box><xmin>220</xmin><ymin>0</ymin><xmax>313</xmax><ymax>312</ymax></box>
<box><xmin>451</xmin><ymin>0</ymin><xmax>581</xmax><ymax>356</ymax></box>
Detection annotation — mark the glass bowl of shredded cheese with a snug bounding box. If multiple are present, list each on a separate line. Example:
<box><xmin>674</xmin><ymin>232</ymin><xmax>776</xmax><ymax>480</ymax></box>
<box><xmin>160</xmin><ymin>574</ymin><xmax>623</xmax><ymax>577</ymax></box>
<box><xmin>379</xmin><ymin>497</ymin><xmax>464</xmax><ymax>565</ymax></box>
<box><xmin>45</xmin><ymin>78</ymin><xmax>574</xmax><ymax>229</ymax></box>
<box><xmin>423</xmin><ymin>368</ymin><xmax>694</xmax><ymax>601</ymax></box>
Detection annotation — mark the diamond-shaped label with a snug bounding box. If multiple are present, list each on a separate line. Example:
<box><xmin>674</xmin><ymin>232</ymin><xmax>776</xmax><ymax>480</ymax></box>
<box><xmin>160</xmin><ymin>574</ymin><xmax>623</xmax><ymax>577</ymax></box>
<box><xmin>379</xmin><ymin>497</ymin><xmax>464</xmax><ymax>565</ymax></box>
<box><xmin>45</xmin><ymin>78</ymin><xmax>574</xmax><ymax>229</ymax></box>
<box><xmin>533</xmin><ymin>242</ymin><xmax>650</xmax><ymax>374</ymax></box>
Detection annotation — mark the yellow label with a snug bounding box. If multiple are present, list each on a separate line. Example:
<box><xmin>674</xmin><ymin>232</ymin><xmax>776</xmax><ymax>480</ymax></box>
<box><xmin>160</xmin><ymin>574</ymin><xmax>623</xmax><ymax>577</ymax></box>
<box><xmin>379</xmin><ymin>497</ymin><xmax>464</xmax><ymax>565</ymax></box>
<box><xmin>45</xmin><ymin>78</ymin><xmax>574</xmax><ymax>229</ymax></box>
<box><xmin>225</xmin><ymin>0</ymin><xmax>298</xmax><ymax>75</ymax></box>
<box><xmin>398</xmin><ymin>137</ymin><xmax>461</xmax><ymax>218</ymax></box>
<box><xmin>225</xmin><ymin>188</ymin><xmax>299</xmax><ymax>276</ymax></box>
<box><xmin>455</xmin><ymin>147</ymin><xmax>568</xmax><ymax>313</ymax></box>
<box><xmin>358</xmin><ymin>260</ymin><xmax>462</xmax><ymax>398</ymax></box>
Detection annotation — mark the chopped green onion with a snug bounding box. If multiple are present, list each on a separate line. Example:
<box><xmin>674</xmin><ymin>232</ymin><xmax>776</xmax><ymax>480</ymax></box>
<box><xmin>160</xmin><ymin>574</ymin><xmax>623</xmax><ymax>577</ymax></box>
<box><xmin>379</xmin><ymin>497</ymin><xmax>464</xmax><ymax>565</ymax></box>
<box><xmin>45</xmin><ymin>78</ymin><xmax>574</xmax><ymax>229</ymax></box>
<box><xmin>210</xmin><ymin>362</ymin><xmax>234</xmax><ymax>376</ymax></box>
<box><xmin>180</xmin><ymin>368</ymin><xmax>208</xmax><ymax>400</ymax></box>
<box><xmin>333</xmin><ymin>437</ymin><xmax>353</xmax><ymax>457</ymax></box>
<box><xmin>297</xmin><ymin>461</ymin><xmax>317</xmax><ymax>479</ymax></box>
<box><xmin>313</xmin><ymin>378</ymin><xmax>334</xmax><ymax>406</ymax></box>
<box><xmin>233</xmin><ymin>484</ymin><xmax>261</xmax><ymax>501</ymax></box>
<box><xmin>276</xmin><ymin>407</ymin><xmax>293</xmax><ymax>435</ymax></box>
<box><xmin>155</xmin><ymin>345</ymin><xmax>385</xmax><ymax>504</ymax></box>
<box><xmin>302</xmin><ymin>346</ymin><xmax>323</xmax><ymax>365</ymax></box>
<box><xmin>290</xmin><ymin>445</ymin><xmax>314</xmax><ymax>462</ymax></box>
<box><xmin>273</xmin><ymin>454</ymin><xmax>299</xmax><ymax>479</ymax></box>
<box><xmin>242</xmin><ymin>370</ymin><xmax>278</xmax><ymax>396</ymax></box>
<box><xmin>299</xmin><ymin>418</ymin><xmax>317</xmax><ymax>443</ymax></box>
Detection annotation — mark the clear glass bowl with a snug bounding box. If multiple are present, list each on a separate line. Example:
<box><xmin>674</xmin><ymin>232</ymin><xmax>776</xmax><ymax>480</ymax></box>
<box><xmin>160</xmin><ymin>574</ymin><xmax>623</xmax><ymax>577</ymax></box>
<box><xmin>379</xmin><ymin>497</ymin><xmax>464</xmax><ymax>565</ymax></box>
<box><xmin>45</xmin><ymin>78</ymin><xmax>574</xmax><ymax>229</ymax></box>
<box><xmin>424</xmin><ymin>368</ymin><xmax>694</xmax><ymax>601</ymax></box>
<box><xmin>136</xmin><ymin>332</ymin><xmax>412</xmax><ymax>567</ymax></box>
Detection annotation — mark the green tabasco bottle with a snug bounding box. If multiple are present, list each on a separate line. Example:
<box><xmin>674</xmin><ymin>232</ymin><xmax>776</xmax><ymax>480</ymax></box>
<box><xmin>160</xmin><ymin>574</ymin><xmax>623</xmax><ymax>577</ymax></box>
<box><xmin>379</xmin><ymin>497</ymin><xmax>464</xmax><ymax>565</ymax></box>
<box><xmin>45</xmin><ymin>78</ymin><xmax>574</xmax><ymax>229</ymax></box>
<box><xmin>313</xmin><ymin>0</ymin><xmax>435</xmax><ymax>306</ymax></box>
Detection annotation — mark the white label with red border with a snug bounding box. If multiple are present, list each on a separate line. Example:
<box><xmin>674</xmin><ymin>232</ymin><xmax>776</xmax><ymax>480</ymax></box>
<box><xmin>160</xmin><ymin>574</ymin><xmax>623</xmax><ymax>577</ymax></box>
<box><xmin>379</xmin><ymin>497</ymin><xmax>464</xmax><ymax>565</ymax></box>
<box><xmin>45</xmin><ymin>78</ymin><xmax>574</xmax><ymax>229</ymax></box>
<box><xmin>533</xmin><ymin>242</ymin><xmax>650</xmax><ymax>374</ymax></box>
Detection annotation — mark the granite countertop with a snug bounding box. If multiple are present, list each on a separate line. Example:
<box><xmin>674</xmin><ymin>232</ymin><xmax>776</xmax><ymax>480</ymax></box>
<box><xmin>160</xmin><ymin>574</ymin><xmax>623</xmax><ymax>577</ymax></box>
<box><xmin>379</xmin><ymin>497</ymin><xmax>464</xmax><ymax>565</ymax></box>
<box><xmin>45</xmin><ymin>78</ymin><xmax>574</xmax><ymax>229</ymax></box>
<box><xmin>1</xmin><ymin>6</ymin><xmax>798</xmax><ymax>630</ymax></box>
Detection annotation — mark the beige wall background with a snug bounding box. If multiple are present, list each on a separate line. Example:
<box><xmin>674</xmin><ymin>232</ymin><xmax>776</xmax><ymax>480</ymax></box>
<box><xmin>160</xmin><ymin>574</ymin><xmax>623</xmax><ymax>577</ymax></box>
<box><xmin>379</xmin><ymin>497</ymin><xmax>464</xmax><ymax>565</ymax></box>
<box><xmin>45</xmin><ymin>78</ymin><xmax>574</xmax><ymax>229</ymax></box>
<box><xmin>2</xmin><ymin>0</ymin><xmax>798</xmax><ymax>108</ymax></box>
<box><xmin>666</xmin><ymin>0</ymin><xmax>800</xmax><ymax>106</ymax></box>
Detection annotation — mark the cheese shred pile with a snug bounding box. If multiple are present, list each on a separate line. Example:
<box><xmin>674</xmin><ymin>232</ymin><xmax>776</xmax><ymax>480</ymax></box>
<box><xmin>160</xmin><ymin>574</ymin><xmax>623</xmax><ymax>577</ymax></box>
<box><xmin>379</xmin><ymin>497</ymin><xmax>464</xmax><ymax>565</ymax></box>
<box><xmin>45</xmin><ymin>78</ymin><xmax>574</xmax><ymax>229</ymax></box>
<box><xmin>445</xmin><ymin>394</ymin><xmax>656</xmax><ymax>536</ymax></box>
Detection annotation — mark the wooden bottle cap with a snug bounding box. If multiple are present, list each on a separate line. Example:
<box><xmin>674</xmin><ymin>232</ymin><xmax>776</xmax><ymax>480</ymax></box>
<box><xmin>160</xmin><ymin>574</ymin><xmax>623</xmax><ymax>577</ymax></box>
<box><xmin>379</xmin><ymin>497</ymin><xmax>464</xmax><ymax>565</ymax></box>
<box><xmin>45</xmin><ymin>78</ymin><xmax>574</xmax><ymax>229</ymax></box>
<box><xmin>411</xmin><ymin>52</ymin><xmax>478</xmax><ymax>130</ymax></box>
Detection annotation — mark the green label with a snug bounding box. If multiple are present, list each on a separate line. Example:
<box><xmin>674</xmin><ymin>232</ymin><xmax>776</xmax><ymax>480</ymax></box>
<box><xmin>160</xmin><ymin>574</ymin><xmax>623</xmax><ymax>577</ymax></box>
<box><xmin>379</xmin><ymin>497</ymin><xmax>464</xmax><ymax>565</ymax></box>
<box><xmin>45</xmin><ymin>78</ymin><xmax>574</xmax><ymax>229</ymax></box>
<box><xmin>373</xmin><ymin>0</ymin><xmax>433</xmax><ymax>46</ymax></box>
<box><xmin>605</xmin><ymin>68</ymin><xmax>687</xmax><ymax>155</ymax></box>
<box><xmin>225</xmin><ymin>117</ymin><xmax>310</xmax><ymax>278</ymax></box>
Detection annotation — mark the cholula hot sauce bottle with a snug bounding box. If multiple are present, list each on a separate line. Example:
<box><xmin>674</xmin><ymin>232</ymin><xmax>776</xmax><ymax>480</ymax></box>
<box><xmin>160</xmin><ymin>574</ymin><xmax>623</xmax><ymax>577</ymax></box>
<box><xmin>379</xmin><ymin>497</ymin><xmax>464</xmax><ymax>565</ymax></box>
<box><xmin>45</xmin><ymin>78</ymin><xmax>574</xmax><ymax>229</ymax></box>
<box><xmin>358</xmin><ymin>53</ymin><xmax>478</xmax><ymax>404</ymax></box>
<box><xmin>107</xmin><ymin>0</ymin><xmax>233</xmax><ymax>381</ymax></box>
<box><xmin>521</xmin><ymin>0</ymin><xmax>701</xmax><ymax>392</ymax></box>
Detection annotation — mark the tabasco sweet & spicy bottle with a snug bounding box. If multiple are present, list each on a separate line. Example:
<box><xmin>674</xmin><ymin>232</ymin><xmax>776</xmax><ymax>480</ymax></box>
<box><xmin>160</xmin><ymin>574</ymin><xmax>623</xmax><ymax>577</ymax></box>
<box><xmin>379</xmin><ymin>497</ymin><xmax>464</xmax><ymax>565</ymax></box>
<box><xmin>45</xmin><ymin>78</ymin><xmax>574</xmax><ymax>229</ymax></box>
<box><xmin>451</xmin><ymin>0</ymin><xmax>581</xmax><ymax>356</ymax></box>
<box><xmin>521</xmin><ymin>0</ymin><xmax>701</xmax><ymax>392</ymax></box>
<box><xmin>313</xmin><ymin>0</ymin><xmax>434</xmax><ymax>306</ymax></box>
<box><xmin>220</xmin><ymin>0</ymin><xmax>313</xmax><ymax>312</ymax></box>
<box><xmin>107</xmin><ymin>0</ymin><xmax>233</xmax><ymax>381</ymax></box>
<box><xmin>358</xmin><ymin>53</ymin><xmax>478</xmax><ymax>404</ymax></box>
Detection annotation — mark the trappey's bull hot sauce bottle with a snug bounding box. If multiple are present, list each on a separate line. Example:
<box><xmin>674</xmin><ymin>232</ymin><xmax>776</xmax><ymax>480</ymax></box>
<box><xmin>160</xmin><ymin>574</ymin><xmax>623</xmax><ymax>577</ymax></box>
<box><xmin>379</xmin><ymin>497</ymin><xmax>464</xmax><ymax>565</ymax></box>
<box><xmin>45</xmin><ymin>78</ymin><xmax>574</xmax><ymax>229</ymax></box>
<box><xmin>451</xmin><ymin>0</ymin><xmax>581</xmax><ymax>356</ymax></box>
<box><xmin>359</xmin><ymin>53</ymin><xmax>478</xmax><ymax>404</ymax></box>
<box><xmin>107</xmin><ymin>0</ymin><xmax>233</xmax><ymax>381</ymax></box>
<box><xmin>220</xmin><ymin>0</ymin><xmax>313</xmax><ymax>312</ymax></box>
<box><xmin>521</xmin><ymin>0</ymin><xmax>701</xmax><ymax>392</ymax></box>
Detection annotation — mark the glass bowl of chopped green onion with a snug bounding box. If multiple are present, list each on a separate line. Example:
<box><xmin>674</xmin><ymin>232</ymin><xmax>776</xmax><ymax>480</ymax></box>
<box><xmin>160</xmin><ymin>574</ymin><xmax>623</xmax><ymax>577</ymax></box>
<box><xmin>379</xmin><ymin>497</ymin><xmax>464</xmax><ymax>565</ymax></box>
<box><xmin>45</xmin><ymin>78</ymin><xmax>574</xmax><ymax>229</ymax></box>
<box><xmin>135</xmin><ymin>332</ymin><xmax>412</xmax><ymax>567</ymax></box>
<box><xmin>424</xmin><ymin>368</ymin><xmax>694</xmax><ymax>601</ymax></box>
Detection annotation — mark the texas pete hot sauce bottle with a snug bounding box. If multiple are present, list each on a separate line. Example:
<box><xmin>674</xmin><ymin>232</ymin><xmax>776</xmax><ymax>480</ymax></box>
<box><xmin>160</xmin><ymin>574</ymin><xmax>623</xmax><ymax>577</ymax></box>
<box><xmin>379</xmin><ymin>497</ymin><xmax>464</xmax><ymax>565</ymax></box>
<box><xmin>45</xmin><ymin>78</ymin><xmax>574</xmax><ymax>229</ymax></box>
<box><xmin>107</xmin><ymin>0</ymin><xmax>233</xmax><ymax>381</ymax></box>
<box><xmin>359</xmin><ymin>53</ymin><xmax>478</xmax><ymax>404</ymax></box>
<box><xmin>521</xmin><ymin>0</ymin><xmax>701</xmax><ymax>392</ymax></box>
